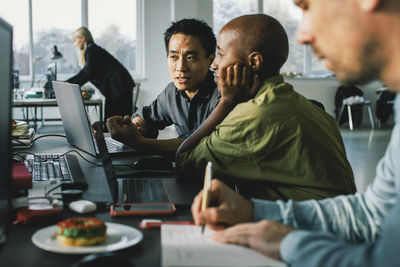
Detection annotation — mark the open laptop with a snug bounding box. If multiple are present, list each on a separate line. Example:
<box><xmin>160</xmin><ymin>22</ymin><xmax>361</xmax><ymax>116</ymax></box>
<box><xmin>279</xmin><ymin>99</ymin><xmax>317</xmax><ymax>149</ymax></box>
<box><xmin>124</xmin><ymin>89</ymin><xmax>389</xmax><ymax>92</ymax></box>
<box><xmin>89</xmin><ymin>121</ymin><xmax>196</xmax><ymax>206</ymax></box>
<box><xmin>52</xmin><ymin>81</ymin><xmax>137</xmax><ymax>157</ymax></box>
<box><xmin>91</xmin><ymin>121</ymin><xmax>170</xmax><ymax>204</ymax></box>
<box><xmin>0</xmin><ymin>16</ymin><xmax>13</xmax><ymax>245</ymax></box>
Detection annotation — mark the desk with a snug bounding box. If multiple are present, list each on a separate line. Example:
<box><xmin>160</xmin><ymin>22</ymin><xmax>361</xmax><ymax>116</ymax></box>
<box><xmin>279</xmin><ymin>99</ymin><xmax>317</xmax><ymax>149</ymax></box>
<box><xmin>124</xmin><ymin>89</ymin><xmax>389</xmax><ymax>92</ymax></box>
<box><xmin>0</xmin><ymin>137</ymin><xmax>198</xmax><ymax>267</ymax></box>
<box><xmin>12</xmin><ymin>97</ymin><xmax>103</xmax><ymax>128</ymax></box>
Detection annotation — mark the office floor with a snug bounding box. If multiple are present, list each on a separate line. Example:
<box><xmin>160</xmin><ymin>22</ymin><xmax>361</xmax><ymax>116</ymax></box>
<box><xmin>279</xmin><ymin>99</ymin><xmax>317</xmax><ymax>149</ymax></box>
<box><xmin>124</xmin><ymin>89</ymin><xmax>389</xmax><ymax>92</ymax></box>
<box><xmin>35</xmin><ymin>123</ymin><xmax>393</xmax><ymax>193</ymax></box>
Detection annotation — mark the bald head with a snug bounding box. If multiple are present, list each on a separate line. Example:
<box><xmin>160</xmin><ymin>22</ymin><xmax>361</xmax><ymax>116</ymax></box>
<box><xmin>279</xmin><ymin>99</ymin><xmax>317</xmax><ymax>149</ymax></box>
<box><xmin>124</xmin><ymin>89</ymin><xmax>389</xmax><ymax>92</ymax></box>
<box><xmin>221</xmin><ymin>14</ymin><xmax>289</xmax><ymax>77</ymax></box>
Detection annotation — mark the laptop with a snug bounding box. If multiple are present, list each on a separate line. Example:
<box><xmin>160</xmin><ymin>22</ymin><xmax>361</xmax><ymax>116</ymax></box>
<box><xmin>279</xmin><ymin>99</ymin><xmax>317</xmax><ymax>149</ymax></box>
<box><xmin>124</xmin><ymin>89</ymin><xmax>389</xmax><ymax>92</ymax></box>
<box><xmin>0</xmin><ymin>16</ymin><xmax>13</xmax><ymax>245</ymax></box>
<box><xmin>52</xmin><ymin>81</ymin><xmax>137</xmax><ymax>157</ymax></box>
<box><xmin>90</xmin><ymin>121</ymin><xmax>196</xmax><ymax>206</ymax></box>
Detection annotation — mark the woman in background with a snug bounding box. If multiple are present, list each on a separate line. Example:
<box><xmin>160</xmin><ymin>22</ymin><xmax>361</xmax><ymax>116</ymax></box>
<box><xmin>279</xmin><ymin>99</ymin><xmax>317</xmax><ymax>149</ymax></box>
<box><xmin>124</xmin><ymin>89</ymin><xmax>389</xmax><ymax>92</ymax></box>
<box><xmin>67</xmin><ymin>27</ymin><xmax>135</xmax><ymax>120</ymax></box>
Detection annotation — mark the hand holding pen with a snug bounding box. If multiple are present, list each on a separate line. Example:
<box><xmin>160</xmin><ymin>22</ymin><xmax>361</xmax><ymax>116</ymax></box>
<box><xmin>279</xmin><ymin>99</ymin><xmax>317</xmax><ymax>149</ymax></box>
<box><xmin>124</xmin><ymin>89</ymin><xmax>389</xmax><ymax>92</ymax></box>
<box><xmin>191</xmin><ymin>179</ymin><xmax>254</xmax><ymax>231</ymax></box>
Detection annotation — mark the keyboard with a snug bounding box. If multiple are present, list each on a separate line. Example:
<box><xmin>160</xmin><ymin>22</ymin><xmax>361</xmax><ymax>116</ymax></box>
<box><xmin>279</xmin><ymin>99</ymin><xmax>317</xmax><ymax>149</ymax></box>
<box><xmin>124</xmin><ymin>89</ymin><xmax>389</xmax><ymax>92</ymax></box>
<box><xmin>105</xmin><ymin>138</ymin><xmax>127</xmax><ymax>151</ymax></box>
<box><xmin>119</xmin><ymin>178</ymin><xmax>170</xmax><ymax>203</ymax></box>
<box><xmin>25</xmin><ymin>153</ymin><xmax>88</xmax><ymax>190</ymax></box>
<box><xmin>93</xmin><ymin>137</ymin><xmax>135</xmax><ymax>154</ymax></box>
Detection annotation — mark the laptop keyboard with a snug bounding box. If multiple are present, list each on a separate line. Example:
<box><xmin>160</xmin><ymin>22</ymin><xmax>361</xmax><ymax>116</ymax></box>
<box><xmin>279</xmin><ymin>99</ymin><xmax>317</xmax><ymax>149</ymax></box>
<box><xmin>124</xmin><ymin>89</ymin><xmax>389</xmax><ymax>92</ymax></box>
<box><xmin>119</xmin><ymin>178</ymin><xmax>170</xmax><ymax>203</ymax></box>
<box><xmin>106</xmin><ymin>138</ymin><xmax>127</xmax><ymax>151</ymax></box>
<box><xmin>25</xmin><ymin>153</ymin><xmax>87</xmax><ymax>189</ymax></box>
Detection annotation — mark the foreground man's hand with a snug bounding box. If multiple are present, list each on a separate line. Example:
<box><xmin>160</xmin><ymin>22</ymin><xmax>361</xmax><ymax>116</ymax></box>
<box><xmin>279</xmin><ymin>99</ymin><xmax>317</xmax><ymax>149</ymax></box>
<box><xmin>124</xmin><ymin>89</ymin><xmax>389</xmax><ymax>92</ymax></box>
<box><xmin>212</xmin><ymin>220</ymin><xmax>294</xmax><ymax>261</ymax></box>
<box><xmin>191</xmin><ymin>179</ymin><xmax>253</xmax><ymax>230</ymax></box>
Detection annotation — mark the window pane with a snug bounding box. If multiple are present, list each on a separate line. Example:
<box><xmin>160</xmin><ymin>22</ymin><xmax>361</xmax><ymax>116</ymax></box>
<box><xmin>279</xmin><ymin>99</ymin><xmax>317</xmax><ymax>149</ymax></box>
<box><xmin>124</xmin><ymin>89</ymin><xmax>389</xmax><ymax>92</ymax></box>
<box><xmin>213</xmin><ymin>0</ymin><xmax>258</xmax><ymax>35</ymax></box>
<box><xmin>0</xmin><ymin>1</ymin><xmax>29</xmax><ymax>75</ymax></box>
<box><xmin>264</xmin><ymin>0</ymin><xmax>330</xmax><ymax>75</ymax></box>
<box><xmin>88</xmin><ymin>0</ymin><xmax>137</xmax><ymax>71</ymax></box>
<box><xmin>263</xmin><ymin>0</ymin><xmax>303</xmax><ymax>73</ymax></box>
<box><xmin>32</xmin><ymin>0</ymin><xmax>81</xmax><ymax>78</ymax></box>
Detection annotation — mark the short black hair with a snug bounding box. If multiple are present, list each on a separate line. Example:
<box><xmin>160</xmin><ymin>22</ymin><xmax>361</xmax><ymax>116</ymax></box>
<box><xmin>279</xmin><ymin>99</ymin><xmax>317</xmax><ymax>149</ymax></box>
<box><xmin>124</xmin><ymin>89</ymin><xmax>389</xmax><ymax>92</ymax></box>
<box><xmin>164</xmin><ymin>18</ymin><xmax>216</xmax><ymax>57</ymax></box>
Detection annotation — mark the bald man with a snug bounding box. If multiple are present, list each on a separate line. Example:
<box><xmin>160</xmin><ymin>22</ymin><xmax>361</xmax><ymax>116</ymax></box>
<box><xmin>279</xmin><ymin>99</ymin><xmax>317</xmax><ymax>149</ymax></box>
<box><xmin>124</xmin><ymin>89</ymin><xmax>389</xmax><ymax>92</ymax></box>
<box><xmin>176</xmin><ymin>14</ymin><xmax>356</xmax><ymax>201</ymax></box>
<box><xmin>191</xmin><ymin>1</ymin><xmax>400</xmax><ymax>266</ymax></box>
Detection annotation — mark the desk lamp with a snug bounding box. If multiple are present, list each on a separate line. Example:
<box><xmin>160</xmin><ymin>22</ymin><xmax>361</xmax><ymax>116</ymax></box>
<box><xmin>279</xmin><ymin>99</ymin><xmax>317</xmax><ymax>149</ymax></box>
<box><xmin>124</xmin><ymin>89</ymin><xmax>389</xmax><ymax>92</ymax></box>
<box><xmin>31</xmin><ymin>45</ymin><xmax>63</xmax><ymax>88</ymax></box>
<box><xmin>50</xmin><ymin>45</ymin><xmax>63</xmax><ymax>78</ymax></box>
<box><xmin>43</xmin><ymin>45</ymin><xmax>63</xmax><ymax>98</ymax></box>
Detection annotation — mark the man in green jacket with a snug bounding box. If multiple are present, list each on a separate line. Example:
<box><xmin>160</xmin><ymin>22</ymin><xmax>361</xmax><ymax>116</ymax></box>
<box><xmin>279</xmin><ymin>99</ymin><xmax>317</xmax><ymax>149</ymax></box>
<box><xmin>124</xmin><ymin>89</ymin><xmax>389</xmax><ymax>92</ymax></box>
<box><xmin>176</xmin><ymin>14</ymin><xmax>356</xmax><ymax>201</ymax></box>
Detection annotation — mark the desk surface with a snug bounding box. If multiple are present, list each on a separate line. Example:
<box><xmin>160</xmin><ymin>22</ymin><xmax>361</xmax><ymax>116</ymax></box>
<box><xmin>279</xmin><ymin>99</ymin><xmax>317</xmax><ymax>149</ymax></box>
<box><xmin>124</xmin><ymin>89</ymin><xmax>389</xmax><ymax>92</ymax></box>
<box><xmin>12</xmin><ymin>97</ymin><xmax>102</xmax><ymax>106</ymax></box>
<box><xmin>1</xmin><ymin>137</ymin><xmax>197</xmax><ymax>267</ymax></box>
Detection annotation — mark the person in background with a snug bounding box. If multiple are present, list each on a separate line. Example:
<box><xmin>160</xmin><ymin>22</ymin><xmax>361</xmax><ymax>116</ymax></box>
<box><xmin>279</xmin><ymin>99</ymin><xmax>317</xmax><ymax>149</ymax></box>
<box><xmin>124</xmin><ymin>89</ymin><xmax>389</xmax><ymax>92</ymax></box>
<box><xmin>192</xmin><ymin>0</ymin><xmax>400</xmax><ymax>266</ymax></box>
<box><xmin>176</xmin><ymin>14</ymin><xmax>356</xmax><ymax>201</ymax></box>
<box><xmin>67</xmin><ymin>26</ymin><xmax>135</xmax><ymax>121</ymax></box>
<box><xmin>106</xmin><ymin>19</ymin><xmax>219</xmax><ymax>159</ymax></box>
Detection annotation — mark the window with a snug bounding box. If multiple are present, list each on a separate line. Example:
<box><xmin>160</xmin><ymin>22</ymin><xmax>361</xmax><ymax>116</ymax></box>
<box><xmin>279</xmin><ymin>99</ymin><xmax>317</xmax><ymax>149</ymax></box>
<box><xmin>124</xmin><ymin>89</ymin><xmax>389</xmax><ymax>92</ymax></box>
<box><xmin>0</xmin><ymin>0</ymin><xmax>29</xmax><ymax>75</ymax></box>
<box><xmin>32</xmin><ymin>0</ymin><xmax>81</xmax><ymax>79</ymax></box>
<box><xmin>213</xmin><ymin>0</ymin><xmax>330</xmax><ymax>76</ymax></box>
<box><xmin>213</xmin><ymin>0</ymin><xmax>258</xmax><ymax>34</ymax></box>
<box><xmin>0</xmin><ymin>0</ymin><xmax>141</xmax><ymax>83</ymax></box>
<box><xmin>88</xmin><ymin>0</ymin><xmax>137</xmax><ymax>72</ymax></box>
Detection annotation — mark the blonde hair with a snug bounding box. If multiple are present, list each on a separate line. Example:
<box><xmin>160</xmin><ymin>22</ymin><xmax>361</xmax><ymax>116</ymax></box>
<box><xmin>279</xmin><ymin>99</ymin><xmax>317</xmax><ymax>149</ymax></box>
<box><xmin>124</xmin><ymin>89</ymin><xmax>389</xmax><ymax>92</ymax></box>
<box><xmin>72</xmin><ymin>27</ymin><xmax>94</xmax><ymax>66</ymax></box>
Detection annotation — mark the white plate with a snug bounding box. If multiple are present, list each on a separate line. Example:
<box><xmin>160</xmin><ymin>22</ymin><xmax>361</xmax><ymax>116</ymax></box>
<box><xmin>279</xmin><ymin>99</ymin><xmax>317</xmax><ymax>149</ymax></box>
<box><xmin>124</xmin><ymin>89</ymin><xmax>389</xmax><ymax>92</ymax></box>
<box><xmin>32</xmin><ymin>222</ymin><xmax>143</xmax><ymax>254</ymax></box>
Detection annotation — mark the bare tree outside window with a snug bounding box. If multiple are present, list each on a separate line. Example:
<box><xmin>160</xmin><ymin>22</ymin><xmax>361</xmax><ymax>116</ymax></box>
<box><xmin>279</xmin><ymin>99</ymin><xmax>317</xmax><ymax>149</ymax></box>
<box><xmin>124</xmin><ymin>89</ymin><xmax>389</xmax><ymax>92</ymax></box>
<box><xmin>214</xmin><ymin>0</ymin><xmax>330</xmax><ymax>75</ymax></box>
<box><xmin>96</xmin><ymin>25</ymin><xmax>136</xmax><ymax>71</ymax></box>
<box><xmin>213</xmin><ymin>0</ymin><xmax>258</xmax><ymax>35</ymax></box>
<box><xmin>89</xmin><ymin>0</ymin><xmax>137</xmax><ymax>72</ymax></box>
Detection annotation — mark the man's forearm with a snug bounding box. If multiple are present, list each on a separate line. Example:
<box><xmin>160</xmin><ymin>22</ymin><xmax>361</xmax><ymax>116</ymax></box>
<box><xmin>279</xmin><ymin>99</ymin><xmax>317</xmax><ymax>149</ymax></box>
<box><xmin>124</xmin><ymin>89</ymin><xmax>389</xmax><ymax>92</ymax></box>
<box><xmin>176</xmin><ymin>100</ymin><xmax>236</xmax><ymax>158</ymax></box>
<box><xmin>135</xmin><ymin>137</ymin><xmax>185</xmax><ymax>160</ymax></box>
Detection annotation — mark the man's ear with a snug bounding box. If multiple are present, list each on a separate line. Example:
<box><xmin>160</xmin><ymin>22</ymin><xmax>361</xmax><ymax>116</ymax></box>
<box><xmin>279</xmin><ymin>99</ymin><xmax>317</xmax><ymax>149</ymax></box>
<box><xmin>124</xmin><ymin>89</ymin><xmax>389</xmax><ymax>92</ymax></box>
<box><xmin>248</xmin><ymin>52</ymin><xmax>263</xmax><ymax>71</ymax></box>
<box><xmin>358</xmin><ymin>0</ymin><xmax>380</xmax><ymax>11</ymax></box>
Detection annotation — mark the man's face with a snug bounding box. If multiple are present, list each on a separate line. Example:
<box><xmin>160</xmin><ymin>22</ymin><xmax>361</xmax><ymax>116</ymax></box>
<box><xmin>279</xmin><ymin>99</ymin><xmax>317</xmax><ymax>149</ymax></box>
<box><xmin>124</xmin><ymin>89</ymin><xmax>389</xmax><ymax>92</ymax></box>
<box><xmin>167</xmin><ymin>33</ymin><xmax>214</xmax><ymax>92</ymax></box>
<box><xmin>211</xmin><ymin>28</ymin><xmax>245</xmax><ymax>85</ymax></box>
<box><xmin>295</xmin><ymin>0</ymin><xmax>381</xmax><ymax>85</ymax></box>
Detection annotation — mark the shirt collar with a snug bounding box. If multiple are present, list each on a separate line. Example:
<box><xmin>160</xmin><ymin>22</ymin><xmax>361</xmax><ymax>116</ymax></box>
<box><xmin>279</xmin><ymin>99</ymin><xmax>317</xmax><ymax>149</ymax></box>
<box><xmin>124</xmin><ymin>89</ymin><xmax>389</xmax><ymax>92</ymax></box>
<box><xmin>175</xmin><ymin>70</ymin><xmax>216</xmax><ymax>100</ymax></box>
<box><xmin>255</xmin><ymin>75</ymin><xmax>285</xmax><ymax>97</ymax></box>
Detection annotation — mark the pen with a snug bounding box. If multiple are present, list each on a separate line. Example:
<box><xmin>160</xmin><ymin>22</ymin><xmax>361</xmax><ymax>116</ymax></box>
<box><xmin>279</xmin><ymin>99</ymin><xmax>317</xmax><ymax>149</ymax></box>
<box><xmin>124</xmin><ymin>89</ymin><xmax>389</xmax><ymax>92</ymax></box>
<box><xmin>201</xmin><ymin>161</ymin><xmax>212</xmax><ymax>234</ymax></box>
<box><xmin>139</xmin><ymin>219</ymin><xmax>193</xmax><ymax>229</ymax></box>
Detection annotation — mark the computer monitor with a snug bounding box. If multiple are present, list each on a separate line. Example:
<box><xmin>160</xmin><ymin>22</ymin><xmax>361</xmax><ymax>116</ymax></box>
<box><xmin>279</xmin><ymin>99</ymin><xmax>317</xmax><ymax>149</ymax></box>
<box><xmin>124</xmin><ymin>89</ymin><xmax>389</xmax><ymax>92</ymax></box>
<box><xmin>0</xmin><ymin>17</ymin><xmax>13</xmax><ymax>245</ymax></box>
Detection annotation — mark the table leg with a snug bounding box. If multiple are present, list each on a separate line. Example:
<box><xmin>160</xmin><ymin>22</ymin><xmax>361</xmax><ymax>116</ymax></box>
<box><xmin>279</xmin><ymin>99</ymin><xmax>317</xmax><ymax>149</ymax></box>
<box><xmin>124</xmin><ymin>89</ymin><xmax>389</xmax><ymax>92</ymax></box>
<box><xmin>347</xmin><ymin>105</ymin><xmax>353</xmax><ymax>130</ymax></box>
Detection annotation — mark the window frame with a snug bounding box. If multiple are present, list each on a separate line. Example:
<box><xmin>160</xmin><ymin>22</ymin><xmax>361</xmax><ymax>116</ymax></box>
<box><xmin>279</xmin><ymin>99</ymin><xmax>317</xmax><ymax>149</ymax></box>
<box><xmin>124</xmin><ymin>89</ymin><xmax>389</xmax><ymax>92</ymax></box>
<box><xmin>22</xmin><ymin>0</ymin><xmax>144</xmax><ymax>83</ymax></box>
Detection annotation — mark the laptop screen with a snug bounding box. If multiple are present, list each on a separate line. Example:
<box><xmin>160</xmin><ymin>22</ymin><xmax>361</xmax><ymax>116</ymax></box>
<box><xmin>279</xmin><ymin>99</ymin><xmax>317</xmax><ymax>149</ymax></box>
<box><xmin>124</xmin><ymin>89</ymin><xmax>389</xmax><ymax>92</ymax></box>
<box><xmin>0</xmin><ymin>17</ymin><xmax>13</xmax><ymax>244</ymax></box>
<box><xmin>91</xmin><ymin>121</ymin><xmax>118</xmax><ymax>202</ymax></box>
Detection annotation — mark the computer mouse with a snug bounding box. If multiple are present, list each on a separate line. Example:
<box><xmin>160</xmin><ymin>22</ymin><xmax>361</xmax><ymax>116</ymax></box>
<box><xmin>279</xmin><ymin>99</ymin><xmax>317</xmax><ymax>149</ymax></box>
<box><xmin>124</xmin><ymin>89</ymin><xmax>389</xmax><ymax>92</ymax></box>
<box><xmin>71</xmin><ymin>252</ymin><xmax>136</xmax><ymax>267</ymax></box>
<box><xmin>133</xmin><ymin>156</ymin><xmax>173</xmax><ymax>171</ymax></box>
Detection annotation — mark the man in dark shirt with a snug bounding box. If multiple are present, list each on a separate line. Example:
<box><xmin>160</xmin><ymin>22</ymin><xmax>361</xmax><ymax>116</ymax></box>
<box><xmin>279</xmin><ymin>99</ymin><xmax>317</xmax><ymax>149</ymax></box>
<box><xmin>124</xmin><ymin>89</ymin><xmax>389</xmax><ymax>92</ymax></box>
<box><xmin>106</xmin><ymin>19</ymin><xmax>219</xmax><ymax>158</ymax></box>
<box><xmin>133</xmin><ymin>70</ymin><xmax>219</xmax><ymax>139</ymax></box>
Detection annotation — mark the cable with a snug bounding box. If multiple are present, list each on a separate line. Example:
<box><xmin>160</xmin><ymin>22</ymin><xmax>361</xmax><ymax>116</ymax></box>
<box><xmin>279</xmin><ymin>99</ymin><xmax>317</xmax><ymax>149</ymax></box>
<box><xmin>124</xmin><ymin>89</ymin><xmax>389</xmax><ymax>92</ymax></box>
<box><xmin>11</xmin><ymin>138</ymin><xmax>31</xmax><ymax>145</ymax></box>
<box><xmin>13</xmin><ymin>150</ymin><xmax>103</xmax><ymax>167</ymax></box>
<box><xmin>31</xmin><ymin>134</ymin><xmax>66</xmax><ymax>143</ymax></box>
<box><xmin>12</xmin><ymin>154</ymin><xmax>33</xmax><ymax>169</ymax></box>
<box><xmin>64</xmin><ymin>150</ymin><xmax>103</xmax><ymax>166</ymax></box>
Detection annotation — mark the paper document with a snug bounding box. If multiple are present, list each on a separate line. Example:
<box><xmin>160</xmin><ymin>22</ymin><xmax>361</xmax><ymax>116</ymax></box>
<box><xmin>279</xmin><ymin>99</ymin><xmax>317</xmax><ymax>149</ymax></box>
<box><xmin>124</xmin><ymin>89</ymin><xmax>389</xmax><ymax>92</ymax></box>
<box><xmin>161</xmin><ymin>224</ymin><xmax>286</xmax><ymax>267</ymax></box>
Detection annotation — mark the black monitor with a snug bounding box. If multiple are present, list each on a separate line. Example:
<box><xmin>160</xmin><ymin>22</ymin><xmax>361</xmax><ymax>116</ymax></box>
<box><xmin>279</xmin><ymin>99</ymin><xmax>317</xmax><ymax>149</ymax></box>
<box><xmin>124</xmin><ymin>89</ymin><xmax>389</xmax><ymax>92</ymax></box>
<box><xmin>0</xmin><ymin>17</ymin><xmax>13</xmax><ymax>245</ymax></box>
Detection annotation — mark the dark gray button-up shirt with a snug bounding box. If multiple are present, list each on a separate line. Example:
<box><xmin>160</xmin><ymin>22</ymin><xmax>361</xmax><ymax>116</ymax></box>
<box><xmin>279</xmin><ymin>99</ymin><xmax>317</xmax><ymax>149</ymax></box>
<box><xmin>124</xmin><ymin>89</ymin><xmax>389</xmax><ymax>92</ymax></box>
<box><xmin>134</xmin><ymin>71</ymin><xmax>220</xmax><ymax>138</ymax></box>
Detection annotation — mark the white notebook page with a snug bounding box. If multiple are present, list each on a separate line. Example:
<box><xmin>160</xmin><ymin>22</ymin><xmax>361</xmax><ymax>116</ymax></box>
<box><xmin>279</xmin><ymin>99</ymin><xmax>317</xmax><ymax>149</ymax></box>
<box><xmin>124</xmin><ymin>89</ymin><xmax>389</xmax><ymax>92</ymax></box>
<box><xmin>161</xmin><ymin>224</ymin><xmax>286</xmax><ymax>267</ymax></box>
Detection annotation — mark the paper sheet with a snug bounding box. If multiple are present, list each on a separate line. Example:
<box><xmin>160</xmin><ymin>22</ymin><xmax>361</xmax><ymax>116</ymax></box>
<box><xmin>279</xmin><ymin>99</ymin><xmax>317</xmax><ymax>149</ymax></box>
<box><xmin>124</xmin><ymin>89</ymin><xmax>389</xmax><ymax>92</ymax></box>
<box><xmin>161</xmin><ymin>224</ymin><xmax>286</xmax><ymax>267</ymax></box>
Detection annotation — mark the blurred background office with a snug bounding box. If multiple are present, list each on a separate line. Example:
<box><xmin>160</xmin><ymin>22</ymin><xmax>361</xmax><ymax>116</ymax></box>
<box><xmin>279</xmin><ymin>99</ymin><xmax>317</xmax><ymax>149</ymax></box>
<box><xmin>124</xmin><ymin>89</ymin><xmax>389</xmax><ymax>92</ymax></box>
<box><xmin>1</xmin><ymin>0</ymin><xmax>393</xmax><ymax>192</ymax></box>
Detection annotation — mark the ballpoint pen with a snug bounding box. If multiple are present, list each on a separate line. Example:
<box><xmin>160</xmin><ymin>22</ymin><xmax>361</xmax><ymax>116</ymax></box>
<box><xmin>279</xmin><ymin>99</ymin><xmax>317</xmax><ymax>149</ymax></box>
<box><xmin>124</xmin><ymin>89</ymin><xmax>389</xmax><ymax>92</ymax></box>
<box><xmin>201</xmin><ymin>161</ymin><xmax>212</xmax><ymax>234</ymax></box>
